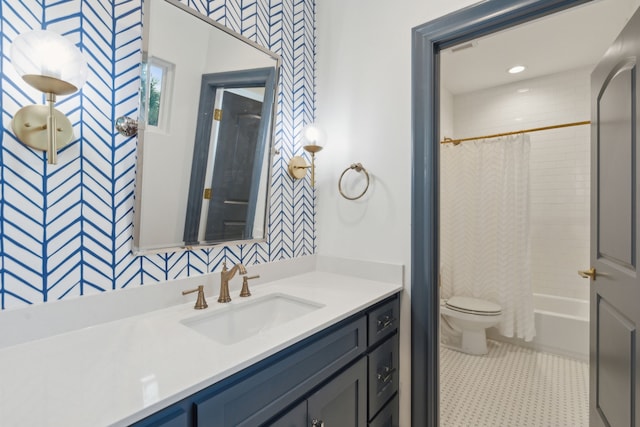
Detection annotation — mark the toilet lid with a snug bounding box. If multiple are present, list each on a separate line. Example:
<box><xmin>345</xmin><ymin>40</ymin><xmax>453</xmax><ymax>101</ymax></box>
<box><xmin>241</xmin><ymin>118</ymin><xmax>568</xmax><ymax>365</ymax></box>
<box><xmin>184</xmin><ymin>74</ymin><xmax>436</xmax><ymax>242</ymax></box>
<box><xmin>445</xmin><ymin>296</ymin><xmax>501</xmax><ymax>315</ymax></box>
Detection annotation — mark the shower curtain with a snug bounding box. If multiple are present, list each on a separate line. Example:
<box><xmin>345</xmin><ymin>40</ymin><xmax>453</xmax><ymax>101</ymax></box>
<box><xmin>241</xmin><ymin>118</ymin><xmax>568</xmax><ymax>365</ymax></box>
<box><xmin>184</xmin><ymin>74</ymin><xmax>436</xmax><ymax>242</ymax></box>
<box><xmin>440</xmin><ymin>134</ymin><xmax>535</xmax><ymax>341</ymax></box>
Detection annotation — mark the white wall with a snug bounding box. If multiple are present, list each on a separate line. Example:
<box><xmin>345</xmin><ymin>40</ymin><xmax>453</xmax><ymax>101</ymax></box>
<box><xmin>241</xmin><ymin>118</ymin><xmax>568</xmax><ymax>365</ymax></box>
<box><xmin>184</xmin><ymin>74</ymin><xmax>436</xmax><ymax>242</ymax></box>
<box><xmin>452</xmin><ymin>67</ymin><xmax>591</xmax><ymax>301</ymax></box>
<box><xmin>315</xmin><ymin>0</ymin><xmax>477</xmax><ymax>424</ymax></box>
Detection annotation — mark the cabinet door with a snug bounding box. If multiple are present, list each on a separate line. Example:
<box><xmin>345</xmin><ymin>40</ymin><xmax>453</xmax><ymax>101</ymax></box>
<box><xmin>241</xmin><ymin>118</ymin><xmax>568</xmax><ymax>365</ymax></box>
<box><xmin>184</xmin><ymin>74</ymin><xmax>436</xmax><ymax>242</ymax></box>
<box><xmin>269</xmin><ymin>401</ymin><xmax>307</xmax><ymax>427</ymax></box>
<box><xmin>307</xmin><ymin>358</ymin><xmax>367</xmax><ymax>427</ymax></box>
<box><xmin>368</xmin><ymin>394</ymin><xmax>399</xmax><ymax>427</ymax></box>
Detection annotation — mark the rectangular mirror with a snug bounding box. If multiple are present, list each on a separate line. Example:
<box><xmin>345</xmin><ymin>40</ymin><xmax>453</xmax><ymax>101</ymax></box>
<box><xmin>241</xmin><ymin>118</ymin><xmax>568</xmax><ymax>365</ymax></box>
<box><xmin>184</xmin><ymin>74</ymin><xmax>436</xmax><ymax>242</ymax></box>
<box><xmin>132</xmin><ymin>0</ymin><xmax>281</xmax><ymax>255</ymax></box>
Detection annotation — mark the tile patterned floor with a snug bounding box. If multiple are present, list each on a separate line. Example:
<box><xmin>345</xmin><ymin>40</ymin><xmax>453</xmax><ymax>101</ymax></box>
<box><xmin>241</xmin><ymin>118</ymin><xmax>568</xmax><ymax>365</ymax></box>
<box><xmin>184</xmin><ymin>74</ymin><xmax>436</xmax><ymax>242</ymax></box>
<box><xmin>440</xmin><ymin>340</ymin><xmax>589</xmax><ymax>427</ymax></box>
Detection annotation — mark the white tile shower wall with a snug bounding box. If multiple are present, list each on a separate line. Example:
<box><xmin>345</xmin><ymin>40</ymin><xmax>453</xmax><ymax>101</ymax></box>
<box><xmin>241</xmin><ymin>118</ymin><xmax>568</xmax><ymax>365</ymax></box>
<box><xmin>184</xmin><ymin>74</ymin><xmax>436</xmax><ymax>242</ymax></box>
<box><xmin>452</xmin><ymin>67</ymin><xmax>591</xmax><ymax>301</ymax></box>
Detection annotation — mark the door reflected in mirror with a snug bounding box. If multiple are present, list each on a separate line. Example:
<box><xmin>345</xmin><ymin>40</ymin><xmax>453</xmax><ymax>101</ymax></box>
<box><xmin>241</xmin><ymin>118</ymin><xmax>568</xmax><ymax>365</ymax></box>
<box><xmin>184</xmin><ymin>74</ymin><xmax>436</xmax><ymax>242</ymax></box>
<box><xmin>183</xmin><ymin>67</ymin><xmax>276</xmax><ymax>245</ymax></box>
<box><xmin>132</xmin><ymin>0</ymin><xmax>280</xmax><ymax>254</ymax></box>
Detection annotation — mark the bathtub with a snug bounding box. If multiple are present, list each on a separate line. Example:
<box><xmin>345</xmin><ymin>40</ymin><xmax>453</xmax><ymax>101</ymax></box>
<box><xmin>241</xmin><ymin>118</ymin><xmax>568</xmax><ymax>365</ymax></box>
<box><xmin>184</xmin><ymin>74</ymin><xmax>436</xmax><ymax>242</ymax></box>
<box><xmin>487</xmin><ymin>293</ymin><xmax>589</xmax><ymax>361</ymax></box>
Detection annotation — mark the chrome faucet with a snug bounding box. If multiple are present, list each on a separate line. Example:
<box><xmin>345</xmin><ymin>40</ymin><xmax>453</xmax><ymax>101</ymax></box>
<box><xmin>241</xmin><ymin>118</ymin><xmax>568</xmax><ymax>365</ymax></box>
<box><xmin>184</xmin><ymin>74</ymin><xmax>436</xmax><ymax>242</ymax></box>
<box><xmin>218</xmin><ymin>262</ymin><xmax>247</xmax><ymax>303</ymax></box>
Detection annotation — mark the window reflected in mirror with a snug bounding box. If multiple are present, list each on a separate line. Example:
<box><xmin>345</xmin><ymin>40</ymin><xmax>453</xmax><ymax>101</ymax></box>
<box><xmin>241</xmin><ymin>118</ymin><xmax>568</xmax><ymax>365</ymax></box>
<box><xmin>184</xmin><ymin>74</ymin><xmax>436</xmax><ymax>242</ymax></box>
<box><xmin>141</xmin><ymin>57</ymin><xmax>174</xmax><ymax>130</ymax></box>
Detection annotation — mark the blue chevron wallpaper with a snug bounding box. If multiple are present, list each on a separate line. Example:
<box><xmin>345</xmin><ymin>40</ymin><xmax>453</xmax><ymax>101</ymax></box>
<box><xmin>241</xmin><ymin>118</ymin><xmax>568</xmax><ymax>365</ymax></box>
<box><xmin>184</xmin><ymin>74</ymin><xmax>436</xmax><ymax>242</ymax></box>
<box><xmin>0</xmin><ymin>0</ymin><xmax>316</xmax><ymax>310</ymax></box>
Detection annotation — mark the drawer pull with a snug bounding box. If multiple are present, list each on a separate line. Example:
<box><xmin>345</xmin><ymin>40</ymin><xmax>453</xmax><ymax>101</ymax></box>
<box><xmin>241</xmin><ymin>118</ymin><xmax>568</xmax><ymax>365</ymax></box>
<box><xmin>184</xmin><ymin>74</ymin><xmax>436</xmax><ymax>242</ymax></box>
<box><xmin>311</xmin><ymin>419</ymin><xmax>325</xmax><ymax>427</ymax></box>
<box><xmin>377</xmin><ymin>315</ymin><xmax>396</xmax><ymax>330</ymax></box>
<box><xmin>377</xmin><ymin>366</ymin><xmax>396</xmax><ymax>384</ymax></box>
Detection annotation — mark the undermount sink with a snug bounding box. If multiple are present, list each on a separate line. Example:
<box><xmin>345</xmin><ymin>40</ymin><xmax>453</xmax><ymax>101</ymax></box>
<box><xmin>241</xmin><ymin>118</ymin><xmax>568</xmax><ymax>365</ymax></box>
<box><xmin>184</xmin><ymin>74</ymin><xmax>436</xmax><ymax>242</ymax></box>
<box><xmin>180</xmin><ymin>293</ymin><xmax>324</xmax><ymax>345</ymax></box>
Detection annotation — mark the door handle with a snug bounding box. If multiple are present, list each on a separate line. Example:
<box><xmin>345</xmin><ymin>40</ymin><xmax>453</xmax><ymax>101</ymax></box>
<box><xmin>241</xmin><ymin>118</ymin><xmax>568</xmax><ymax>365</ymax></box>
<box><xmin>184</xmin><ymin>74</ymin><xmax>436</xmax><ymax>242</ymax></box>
<box><xmin>578</xmin><ymin>268</ymin><xmax>596</xmax><ymax>281</ymax></box>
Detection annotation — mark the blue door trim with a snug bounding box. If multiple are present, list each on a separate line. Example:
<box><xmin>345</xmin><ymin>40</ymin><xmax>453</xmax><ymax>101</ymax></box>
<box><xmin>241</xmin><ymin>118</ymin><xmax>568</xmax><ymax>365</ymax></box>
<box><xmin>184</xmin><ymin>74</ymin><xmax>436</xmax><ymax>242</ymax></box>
<box><xmin>410</xmin><ymin>0</ymin><xmax>591</xmax><ymax>425</ymax></box>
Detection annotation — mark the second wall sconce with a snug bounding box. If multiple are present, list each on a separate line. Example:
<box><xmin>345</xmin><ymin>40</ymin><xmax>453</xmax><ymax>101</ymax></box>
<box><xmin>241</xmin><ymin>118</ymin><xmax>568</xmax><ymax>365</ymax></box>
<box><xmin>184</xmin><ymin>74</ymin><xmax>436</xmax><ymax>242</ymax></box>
<box><xmin>288</xmin><ymin>124</ymin><xmax>326</xmax><ymax>187</ymax></box>
<box><xmin>115</xmin><ymin>116</ymin><xmax>139</xmax><ymax>137</ymax></box>
<box><xmin>10</xmin><ymin>30</ymin><xmax>88</xmax><ymax>165</ymax></box>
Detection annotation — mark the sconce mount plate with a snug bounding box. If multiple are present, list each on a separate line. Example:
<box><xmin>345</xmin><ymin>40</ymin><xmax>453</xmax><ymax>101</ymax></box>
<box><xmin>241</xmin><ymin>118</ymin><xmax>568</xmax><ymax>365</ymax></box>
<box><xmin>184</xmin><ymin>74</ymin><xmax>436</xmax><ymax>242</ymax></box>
<box><xmin>288</xmin><ymin>156</ymin><xmax>308</xmax><ymax>179</ymax></box>
<box><xmin>12</xmin><ymin>105</ymin><xmax>73</xmax><ymax>152</ymax></box>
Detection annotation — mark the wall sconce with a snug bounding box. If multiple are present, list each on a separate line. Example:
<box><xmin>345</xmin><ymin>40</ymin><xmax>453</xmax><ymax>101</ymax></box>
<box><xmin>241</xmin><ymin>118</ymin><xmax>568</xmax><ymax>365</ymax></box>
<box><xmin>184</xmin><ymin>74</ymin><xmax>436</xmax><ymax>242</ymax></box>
<box><xmin>10</xmin><ymin>30</ymin><xmax>88</xmax><ymax>165</ymax></box>
<box><xmin>115</xmin><ymin>116</ymin><xmax>139</xmax><ymax>137</ymax></box>
<box><xmin>288</xmin><ymin>124</ymin><xmax>326</xmax><ymax>187</ymax></box>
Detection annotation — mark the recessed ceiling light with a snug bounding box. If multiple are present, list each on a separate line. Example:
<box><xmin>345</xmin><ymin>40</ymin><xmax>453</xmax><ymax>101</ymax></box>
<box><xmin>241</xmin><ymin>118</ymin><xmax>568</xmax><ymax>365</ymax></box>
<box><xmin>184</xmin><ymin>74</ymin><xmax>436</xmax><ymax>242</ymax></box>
<box><xmin>508</xmin><ymin>65</ymin><xmax>526</xmax><ymax>74</ymax></box>
<box><xmin>517</xmin><ymin>88</ymin><xmax>530</xmax><ymax>93</ymax></box>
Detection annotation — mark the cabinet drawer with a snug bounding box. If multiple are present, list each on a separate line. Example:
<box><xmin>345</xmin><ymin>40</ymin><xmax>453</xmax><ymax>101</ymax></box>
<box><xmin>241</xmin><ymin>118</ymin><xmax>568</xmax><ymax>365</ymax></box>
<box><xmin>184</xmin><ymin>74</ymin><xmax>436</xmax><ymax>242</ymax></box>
<box><xmin>194</xmin><ymin>316</ymin><xmax>367</xmax><ymax>427</ymax></box>
<box><xmin>368</xmin><ymin>333</ymin><xmax>398</xmax><ymax>420</ymax></box>
<box><xmin>367</xmin><ymin>297</ymin><xmax>399</xmax><ymax>346</ymax></box>
<box><xmin>368</xmin><ymin>393</ymin><xmax>398</xmax><ymax>427</ymax></box>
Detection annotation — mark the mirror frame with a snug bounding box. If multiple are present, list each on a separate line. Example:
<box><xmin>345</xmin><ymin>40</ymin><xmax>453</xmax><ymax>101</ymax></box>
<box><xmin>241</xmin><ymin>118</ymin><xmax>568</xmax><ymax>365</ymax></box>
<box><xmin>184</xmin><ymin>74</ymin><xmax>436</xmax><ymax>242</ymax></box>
<box><xmin>132</xmin><ymin>0</ymin><xmax>282</xmax><ymax>255</ymax></box>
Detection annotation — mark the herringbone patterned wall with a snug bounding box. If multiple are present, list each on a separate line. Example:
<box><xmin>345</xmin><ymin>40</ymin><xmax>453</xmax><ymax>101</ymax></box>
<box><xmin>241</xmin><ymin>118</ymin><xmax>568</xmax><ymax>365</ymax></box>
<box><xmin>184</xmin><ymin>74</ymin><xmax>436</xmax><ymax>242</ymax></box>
<box><xmin>0</xmin><ymin>0</ymin><xmax>316</xmax><ymax>310</ymax></box>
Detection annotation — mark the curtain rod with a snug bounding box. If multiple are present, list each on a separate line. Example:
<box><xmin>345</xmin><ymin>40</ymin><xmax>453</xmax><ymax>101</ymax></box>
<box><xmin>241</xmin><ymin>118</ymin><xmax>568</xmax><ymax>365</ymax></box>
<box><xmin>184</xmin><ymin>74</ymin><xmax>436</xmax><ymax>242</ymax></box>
<box><xmin>440</xmin><ymin>120</ymin><xmax>591</xmax><ymax>145</ymax></box>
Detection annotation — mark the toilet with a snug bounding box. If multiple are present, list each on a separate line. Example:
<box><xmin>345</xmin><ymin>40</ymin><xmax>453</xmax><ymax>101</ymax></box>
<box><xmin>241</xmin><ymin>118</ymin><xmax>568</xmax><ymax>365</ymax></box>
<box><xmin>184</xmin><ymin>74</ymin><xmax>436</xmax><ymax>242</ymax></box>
<box><xmin>440</xmin><ymin>296</ymin><xmax>502</xmax><ymax>355</ymax></box>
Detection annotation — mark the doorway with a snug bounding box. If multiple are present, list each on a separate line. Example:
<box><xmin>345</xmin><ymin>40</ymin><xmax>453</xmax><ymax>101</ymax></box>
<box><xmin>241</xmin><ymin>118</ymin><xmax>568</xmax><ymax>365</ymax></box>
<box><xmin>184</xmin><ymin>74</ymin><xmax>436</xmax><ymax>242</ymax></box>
<box><xmin>411</xmin><ymin>0</ymin><xmax>637</xmax><ymax>425</ymax></box>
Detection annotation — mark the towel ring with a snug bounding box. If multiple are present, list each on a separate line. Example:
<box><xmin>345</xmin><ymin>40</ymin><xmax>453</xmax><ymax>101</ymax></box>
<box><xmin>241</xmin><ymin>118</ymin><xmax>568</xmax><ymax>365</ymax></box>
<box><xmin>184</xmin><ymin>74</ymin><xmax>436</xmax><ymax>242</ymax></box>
<box><xmin>338</xmin><ymin>163</ymin><xmax>370</xmax><ymax>200</ymax></box>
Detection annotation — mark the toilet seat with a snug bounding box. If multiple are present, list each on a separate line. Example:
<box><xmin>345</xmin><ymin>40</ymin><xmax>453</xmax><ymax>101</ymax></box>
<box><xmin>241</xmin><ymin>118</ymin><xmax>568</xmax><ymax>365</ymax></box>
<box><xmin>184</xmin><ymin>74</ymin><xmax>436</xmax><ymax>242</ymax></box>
<box><xmin>445</xmin><ymin>296</ymin><xmax>501</xmax><ymax>316</ymax></box>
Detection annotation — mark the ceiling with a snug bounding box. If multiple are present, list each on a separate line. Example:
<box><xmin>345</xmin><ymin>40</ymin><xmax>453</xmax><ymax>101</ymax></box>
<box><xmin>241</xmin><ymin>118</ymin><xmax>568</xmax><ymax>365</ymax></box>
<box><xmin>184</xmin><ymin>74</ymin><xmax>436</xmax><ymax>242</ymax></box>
<box><xmin>441</xmin><ymin>0</ymin><xmax>639</xmax><ymax>95</ymax></box>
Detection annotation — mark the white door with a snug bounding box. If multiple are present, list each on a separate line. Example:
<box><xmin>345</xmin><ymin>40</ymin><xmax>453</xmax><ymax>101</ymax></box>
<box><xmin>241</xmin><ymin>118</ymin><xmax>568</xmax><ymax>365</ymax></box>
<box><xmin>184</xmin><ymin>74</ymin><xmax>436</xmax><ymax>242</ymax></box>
<box><xmin>589</xmin><ymin>6</ymin><xmax>640</xmax><ymax>426</ymax></box>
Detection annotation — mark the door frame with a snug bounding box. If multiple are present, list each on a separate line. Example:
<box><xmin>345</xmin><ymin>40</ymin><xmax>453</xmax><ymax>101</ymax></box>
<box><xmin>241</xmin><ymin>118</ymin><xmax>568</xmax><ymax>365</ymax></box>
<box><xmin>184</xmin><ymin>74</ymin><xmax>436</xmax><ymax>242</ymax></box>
<box><xmin>410</xmin><ymin>0</ymin><xmax>592</xmax><ymax>425</ymax></box>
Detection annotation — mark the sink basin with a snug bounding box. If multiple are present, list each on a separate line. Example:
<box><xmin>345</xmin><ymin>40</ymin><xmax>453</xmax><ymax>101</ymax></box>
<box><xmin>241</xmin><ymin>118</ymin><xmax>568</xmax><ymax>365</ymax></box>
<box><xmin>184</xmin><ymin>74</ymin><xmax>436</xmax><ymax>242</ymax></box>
<box><xmin>180</xmin><ymin>293</ymin><xmax>324</xmax><ymax>345</ymax></box>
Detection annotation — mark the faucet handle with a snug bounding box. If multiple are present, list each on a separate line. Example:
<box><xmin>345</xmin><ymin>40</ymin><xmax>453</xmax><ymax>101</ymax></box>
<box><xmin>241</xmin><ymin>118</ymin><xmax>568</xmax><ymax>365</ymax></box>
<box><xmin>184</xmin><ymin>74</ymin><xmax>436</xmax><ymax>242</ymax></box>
<box><xmin>182</xmin><ymin>285</ymin><xmax>208</xmax><ymax>309</ymax></box>
<box><xmin>240</xmin><ymin>275</ymin><xmax>260</xmax><ymax>297</ymax></box>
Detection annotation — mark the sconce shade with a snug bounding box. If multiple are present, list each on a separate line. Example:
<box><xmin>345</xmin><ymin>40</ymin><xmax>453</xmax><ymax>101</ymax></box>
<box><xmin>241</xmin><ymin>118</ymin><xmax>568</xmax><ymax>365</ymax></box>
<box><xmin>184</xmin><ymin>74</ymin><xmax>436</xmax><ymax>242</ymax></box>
<box><xmin>301</xmin><ymin>124</ymin><xmax>326</xmax><ymax>153</ymax></box>
<box><xmin>11</xmin><ymin>30</ymin><xmax>88</xmax><ymax>95</ymax></box>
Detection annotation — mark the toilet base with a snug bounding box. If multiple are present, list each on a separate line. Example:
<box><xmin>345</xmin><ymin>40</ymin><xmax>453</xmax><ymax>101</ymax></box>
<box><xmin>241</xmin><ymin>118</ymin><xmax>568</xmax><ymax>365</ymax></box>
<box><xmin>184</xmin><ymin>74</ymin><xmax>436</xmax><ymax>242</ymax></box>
<box><xmin>441</xmin><ymin>330</ymin><xmax>489</xmax><ymax>355</ymax></box>
<box><xmin>461</xmin><ymin>329</ymin><xmax>488</xmax><ymax>355</ymax></box>
<box><xmin>440</xmin><ymin>331</ymin><xmax>489</xmax><ymax>356</ymax></box>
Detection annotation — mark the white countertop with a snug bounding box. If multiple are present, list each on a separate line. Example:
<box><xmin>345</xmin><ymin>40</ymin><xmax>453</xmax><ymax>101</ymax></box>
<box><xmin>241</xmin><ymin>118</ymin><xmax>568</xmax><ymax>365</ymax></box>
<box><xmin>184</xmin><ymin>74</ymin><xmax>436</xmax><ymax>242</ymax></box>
<box><xmin>0</xmin><ymin>269</ymin><xmax>402</xmax><ymax>426</ymax></box>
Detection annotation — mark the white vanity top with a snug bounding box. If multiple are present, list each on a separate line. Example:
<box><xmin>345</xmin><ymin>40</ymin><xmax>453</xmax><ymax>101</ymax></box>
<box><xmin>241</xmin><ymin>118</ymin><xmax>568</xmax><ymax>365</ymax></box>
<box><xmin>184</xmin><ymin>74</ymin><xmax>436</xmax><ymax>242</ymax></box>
<box><xmin>0</xmin><ymin>257</ymin><xmax>402</xmax><ymax>426</ymax></box>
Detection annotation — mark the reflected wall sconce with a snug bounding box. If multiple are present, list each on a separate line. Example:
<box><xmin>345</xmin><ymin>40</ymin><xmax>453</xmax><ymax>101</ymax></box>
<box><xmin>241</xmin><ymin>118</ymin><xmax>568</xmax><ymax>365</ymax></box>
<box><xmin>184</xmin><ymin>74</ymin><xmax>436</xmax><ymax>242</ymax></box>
<box><xmin>288</xmin><ymin>124</ymin><xmax>326</xmax><ymax>188</ymax></box>
<box><xmin>115</xmin><ymin>116</ymin><xmax>139</xmax><ymax>137</ymax></box>
<box><xmin>10</xmin><ymin>30</ymin><xmax>88</xmax><ymax>165</ymax></box>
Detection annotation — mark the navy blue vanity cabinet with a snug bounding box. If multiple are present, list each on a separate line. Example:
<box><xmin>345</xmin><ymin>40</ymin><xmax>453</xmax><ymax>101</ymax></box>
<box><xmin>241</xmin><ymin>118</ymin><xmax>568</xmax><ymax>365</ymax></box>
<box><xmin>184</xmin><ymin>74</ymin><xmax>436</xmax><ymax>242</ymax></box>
<box><xmin>366</xmin><ymin>297</ymin><xmax>400</xmax><ymax>426</ymax></box>
<box><xmin>193</xmin><ymin>316</ymin><xmax>367</xmax><ymax>426</ymax></box>
<box><xmin>367</xmin><ymin>297</ymin><xmax>399</xmax><ymax>346</ymax></box>
<box><xmin>307</xmin><ymin>357</ymin><xmax>367</xmax><ymax>426</ymax></box>
<box><xmin>268</xmin><ymin>401</ymin><xmax>307</xmax><ymax>426</ymax></box>
<box><xmin>130</xmin><ymin>293</ymin><xmax>400</xmax><ymax>427</ymax></box>
<box><xmin>270</xmin><ymin>358</ymin><xmax>367</xmax><ymax>426</ymax></box>
<box><xmin>368</xmin><ymin>395</ymin><xmax>399</xmax><ymax>427</ymax></box>
<box><xmin>368</xmin><ymin>334</ymin><xmax>399</xmax><ymax>420</ymax></box>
